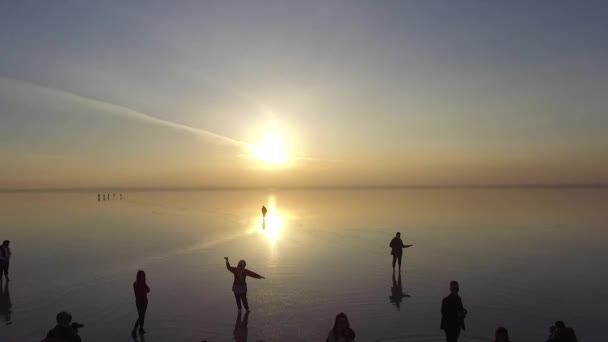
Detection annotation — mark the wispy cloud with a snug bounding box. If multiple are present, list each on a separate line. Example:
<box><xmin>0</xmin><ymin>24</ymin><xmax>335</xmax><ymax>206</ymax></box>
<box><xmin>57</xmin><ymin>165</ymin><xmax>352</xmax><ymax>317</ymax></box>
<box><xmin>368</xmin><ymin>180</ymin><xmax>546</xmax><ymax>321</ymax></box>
<box><xmin>1</xmin><ymin>77</ymin><xmax>339</xmax><ymax>166</ymax></box>
<box><xmin>0</xmin><ymin>77</ymin><xmax>254</xmax><ymax>149</ymax></box>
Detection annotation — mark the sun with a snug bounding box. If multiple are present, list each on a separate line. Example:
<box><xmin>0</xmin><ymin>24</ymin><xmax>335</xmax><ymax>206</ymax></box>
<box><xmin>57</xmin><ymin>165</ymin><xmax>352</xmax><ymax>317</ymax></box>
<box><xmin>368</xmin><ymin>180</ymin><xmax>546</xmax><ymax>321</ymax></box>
<box><xmin>253</xmin><ymin>135</ymin><xmax>288</xmax><ymax>163</ymax></box>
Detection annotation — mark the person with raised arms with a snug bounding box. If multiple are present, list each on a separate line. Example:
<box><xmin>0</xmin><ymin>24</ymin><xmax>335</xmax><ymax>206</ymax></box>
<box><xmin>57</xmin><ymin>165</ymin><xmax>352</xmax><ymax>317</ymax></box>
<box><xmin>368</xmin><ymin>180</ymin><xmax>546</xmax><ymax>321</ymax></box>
<box><xmin>225</xmin><ymin>257</ymin><xmax>264</xmax><ymax>312</ymax></box>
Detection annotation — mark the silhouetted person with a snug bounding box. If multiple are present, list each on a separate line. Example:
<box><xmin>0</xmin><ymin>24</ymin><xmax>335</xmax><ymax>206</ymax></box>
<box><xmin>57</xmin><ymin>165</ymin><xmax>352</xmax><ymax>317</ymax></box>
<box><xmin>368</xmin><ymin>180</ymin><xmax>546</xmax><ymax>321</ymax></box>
<box><xmin>389</xmin><ymin>271</ymin><xmax>410</xmax><ymax>310</ymax></box>
<box><xmin>225</xmin><ymin>257</ymin><xmax>264</xmax><ymax>312</ymax></box>
<box><xmin>389</xmin><ymin>232</ymin><xmax>412</xmax><ymax>270</ymax></box>
<box><xmin>98</xmin><ymin>193</ymin><xmax>100</xmax><ymax>201</ymax></box>
<box><xmin>547</xmin><ymin>325</ymin><xmax>558</xmax><ymax>342</ymax></box>
<box><xmin>495</xmin><ymin>327</ymin><xmax>511</xmax><ymax>342</ymax></box>
<box><xmin>441</xmin><ymin>281</ymin><xmax>467</xmax><ymax>342</ymax></box>
<box><xmin>107</xmin><ymin>193</ymin><xmax>110</xmax><ymax>200</ymax></box>
<box><xmin>132</xmin><ymin>270</ymin><xmax>150</xmax><ymax>338</ymax></box>
<box><xmin>45</xmin><ymin>311</ymin><xmax>83</xmax><ymax>342</ymax></box>
<box><xmin>233</xmin><ymin>311</ymin><xmax>249</xmax><ymax>342</ymax></box>
<box><xmin>0</xmin><ymin>281</ymin><xmax>11</xmax><ymax>325</ymax></box>
<box><xmin>261</xmin><ymin>206</ymin><xmax>267</xmax><ymax>218</ymax></box>
<box><xmin>326</xmin><ymin>312</ymin><xmax>355</xmax><ymax>342</ymax></box>
<box><xmin>0</xmin><ymin>240</ymin><xmax>11</xmax><ymax>282</ymax></box>
<box><xmin>103</xmin><ymin>194</ymin><xmax>106</xmax><ymax>201</ymax></box>
<box><xmin>548</xmin><ymin>321</ymin><xmax>578</xmax><ymax>342</ymax></box>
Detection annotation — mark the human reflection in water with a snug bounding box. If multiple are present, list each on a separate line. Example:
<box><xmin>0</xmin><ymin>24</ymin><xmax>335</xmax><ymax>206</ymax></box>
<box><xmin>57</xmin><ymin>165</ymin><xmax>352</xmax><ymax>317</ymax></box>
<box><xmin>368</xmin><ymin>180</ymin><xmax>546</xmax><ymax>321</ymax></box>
<box><xmin>134</xmin><ymin>334</ymin><xmax>147</xmax><ymax>342</ymax></box>
<box><xmin>233</xmin><ymin>311</ymin><xmax>249</xmax><ymax>342</ymax></box>
<box><xmin>389</xmin><ymin>271</ymin><xmax>410</xmax><ymax>310</ymax></box>
<box><xmin>0</xmin><ymin>280</ymin><xmax>11</xmax><ymax>325</ymax></box>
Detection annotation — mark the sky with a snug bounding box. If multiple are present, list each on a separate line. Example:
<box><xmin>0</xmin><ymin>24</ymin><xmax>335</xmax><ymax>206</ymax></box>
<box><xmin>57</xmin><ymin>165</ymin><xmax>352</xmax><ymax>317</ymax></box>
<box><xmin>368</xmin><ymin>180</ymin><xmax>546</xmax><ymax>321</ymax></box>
<box><xmin>1</xmin><ymin>1</ymin><xmax>607</xmax><ymax>189</ymax></box>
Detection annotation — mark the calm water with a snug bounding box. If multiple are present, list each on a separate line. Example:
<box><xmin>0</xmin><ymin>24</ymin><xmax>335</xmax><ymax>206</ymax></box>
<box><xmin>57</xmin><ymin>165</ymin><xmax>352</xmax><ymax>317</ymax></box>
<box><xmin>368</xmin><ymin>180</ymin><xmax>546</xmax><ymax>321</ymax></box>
<box><xmin>0</xmin><ymin>189</ymin><xmax>607</xmax><ymax>341</ymax></box>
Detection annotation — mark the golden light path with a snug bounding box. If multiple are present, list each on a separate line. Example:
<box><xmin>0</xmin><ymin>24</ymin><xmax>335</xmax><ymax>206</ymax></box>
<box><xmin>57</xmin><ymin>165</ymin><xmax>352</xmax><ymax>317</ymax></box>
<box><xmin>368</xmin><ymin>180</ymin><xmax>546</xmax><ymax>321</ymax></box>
<box><xmin>179</xmin><ymin>196</ymin><xmax>289</xmax><ymax>255</ymax></box>
<box><xmin>254</xmin><ymin>196</ymin><xmax>283</xmax><ymax>242</ymax></box>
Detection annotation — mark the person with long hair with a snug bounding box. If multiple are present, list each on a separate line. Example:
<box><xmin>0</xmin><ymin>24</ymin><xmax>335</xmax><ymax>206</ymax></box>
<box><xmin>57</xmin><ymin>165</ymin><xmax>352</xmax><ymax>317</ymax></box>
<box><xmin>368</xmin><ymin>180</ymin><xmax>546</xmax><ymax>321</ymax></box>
<box><xmin>495</xmin><ymin>327</ymin><xmax>511</xmax><ymax>342</ymax></box>
<box><xmin>131</xmin><ymin>270</ymin><xmax>150</xmax><ymax>338</ymax></box>
<box><xmin>225</xmin><ymin>257</ymin><xmax>264</xmax><ymax>312</ymax></box>
<box><xmin>326</xmin><ymin>312</ymin><xmax>356</xmax><ymax>342</ymax></box>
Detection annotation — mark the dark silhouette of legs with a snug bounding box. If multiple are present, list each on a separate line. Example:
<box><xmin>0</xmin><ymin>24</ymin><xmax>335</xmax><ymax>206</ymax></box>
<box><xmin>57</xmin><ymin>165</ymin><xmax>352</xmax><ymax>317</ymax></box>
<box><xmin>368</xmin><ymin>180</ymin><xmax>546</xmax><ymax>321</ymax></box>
<box><xmin>392</xmin><ymin>255</ymin><xmax>402</xmax><ymax>269</ymax></box>
<box><xmin>241</xmin><ymin>294</ymin><xmax>249</xmax><ymax>311</ymax></box>
<box><xmin>234</xmin><ymin>293</ymin><xmax>243</xmax><ymax>311</ymax></box>
<box><xmin>445</xmin><ymin>328</ymin><xmax>460</xmax><ymax>342</ymax></box>
<box><xmin>132</xmin><ymin>301</ymin><xmax>147</xmax><ymax>337</ymax></box>
<box><xmin>234</xmin><ymin>293</ymin><xmax>250</xmax><ymax>311</ymax></box>
<box><xmin>0</xmin><ymin>262</ymin><xmax>8</xmax><ymax>282</ymax></box>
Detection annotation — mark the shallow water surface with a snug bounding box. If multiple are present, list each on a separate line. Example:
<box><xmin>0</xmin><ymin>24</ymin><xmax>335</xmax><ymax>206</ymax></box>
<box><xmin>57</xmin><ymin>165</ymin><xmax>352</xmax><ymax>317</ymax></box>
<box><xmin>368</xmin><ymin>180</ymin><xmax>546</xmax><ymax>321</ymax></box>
<box><xmin>0</xmin><ymin>189</ymin><xmax>607</xmax><ymax>341</ymax></box>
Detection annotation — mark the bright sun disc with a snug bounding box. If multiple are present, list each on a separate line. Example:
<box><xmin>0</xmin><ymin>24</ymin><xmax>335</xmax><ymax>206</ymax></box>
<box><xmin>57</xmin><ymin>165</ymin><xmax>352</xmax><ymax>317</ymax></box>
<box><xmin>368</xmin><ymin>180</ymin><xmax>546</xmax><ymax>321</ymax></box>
<box><xmin>253</xmin><ymin>136</ymin><xmax>288</xmax><ymax>163</ymax></box>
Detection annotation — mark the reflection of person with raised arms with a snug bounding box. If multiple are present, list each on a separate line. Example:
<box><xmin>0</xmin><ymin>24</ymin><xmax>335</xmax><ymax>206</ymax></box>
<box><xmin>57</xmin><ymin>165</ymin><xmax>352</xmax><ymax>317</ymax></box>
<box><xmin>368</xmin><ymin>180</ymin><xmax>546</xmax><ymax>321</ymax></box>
<box><xmin>233</xmin><ymin>311</ymin><xmax>249</xmax><ymax>342</ymax></box>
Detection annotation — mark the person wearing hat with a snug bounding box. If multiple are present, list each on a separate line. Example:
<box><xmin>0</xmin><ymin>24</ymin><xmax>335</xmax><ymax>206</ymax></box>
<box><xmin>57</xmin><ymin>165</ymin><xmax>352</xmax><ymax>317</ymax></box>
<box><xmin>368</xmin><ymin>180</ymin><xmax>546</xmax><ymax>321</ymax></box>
<box><xmin>0</xmin><ymin>240</ymin><xmax>11</xmax><ymax>282</ymax></box>
<box><xmin>225</xmin><ymin>257</ymin><xmax>264</xmax><ymax>312</ymax></box>
<box><xmin>45</xmin><ymin>311</ymin><xmax>82</xmax><ymax>342</ymax></box>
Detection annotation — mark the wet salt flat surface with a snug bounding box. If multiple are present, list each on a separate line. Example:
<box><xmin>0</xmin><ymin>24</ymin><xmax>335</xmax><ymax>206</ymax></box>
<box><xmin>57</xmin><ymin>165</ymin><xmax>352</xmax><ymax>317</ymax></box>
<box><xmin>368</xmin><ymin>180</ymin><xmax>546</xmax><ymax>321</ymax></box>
<box><xmin>1</xmin><ymin>189</ymin><xmax>607</xmax><ymax>341</ymax></box>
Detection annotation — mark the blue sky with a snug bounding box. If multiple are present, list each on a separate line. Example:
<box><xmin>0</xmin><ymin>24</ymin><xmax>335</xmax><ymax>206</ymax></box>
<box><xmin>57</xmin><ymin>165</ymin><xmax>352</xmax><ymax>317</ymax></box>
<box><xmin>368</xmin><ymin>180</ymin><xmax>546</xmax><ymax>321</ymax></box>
<box><xmin>1</xmin><ymin>1</ymin><xmax>607</xmax><ymax>188</ymax></box>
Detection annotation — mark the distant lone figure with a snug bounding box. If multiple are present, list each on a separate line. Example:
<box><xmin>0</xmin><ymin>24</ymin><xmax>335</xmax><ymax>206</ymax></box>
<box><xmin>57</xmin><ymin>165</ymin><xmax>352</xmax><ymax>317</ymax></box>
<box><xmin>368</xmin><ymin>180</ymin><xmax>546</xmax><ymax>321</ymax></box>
<box><xmin>45</xmin><ymin>311</ymin><xmax>83</xmax><ymax>342</ymax></box>
<box><xmin>261</xmin><ymin>206</ymin><xmax>267</xmax><ymax>218</ymax></box>
<box><xmin>547</xmin><ymin>321</ymin><xmax>578</xmax><ymax>342</ymax></box>
<box><xmin>0</xmin><ymin>240</ymin><xmax>11</xmax><ymax>282</ymax></box>
<box><xmin>441</xmin><ymin>280</ymin><xmax>467</xmax><ymax>342</ymax></box>
<box><xmin>326</xmin><ymin>312</ymin><xmax>356</xmax><ymax>342</ymax></box>
<box><xmin>132</xmin><ymin>270</ymin><xmax>150</xmax><ymax>338</ymax></box>
<box><xmin>98</xmin><ymin>193</ymin><xmax>100</xmax><ymax>201</ymax></box>
<box><xmin>495</xmin><ymin>327</ymin><xmax>511</xmax><ymax>342</ymax></box>
<box><xmin>225</xmin><ymin>257</ymin><xmax>264</xmax><ymax>312</ymax></box>
<box><xmin>389</xmin><ymin>232</ymin><xmax>412</xmax><ymax>270</ymax></box>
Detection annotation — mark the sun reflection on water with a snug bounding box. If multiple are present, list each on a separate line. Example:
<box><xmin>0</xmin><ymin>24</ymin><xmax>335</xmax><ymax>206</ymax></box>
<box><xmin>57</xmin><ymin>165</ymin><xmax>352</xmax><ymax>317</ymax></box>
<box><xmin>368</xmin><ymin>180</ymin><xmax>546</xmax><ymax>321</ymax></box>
<box><xmin>256</xmin><ymin>196</ymin><xmax>284</xmax><ymax>242</ymax></box>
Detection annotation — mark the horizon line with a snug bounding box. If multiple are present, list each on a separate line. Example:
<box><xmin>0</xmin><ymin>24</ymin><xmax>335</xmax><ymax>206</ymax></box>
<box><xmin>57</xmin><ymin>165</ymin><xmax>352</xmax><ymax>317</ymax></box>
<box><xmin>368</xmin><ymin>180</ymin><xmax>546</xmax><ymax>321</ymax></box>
<box><xmin>1</xmin><ymin>183</ymin><xmax>608</xmax><ymax>193</ymax></box>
